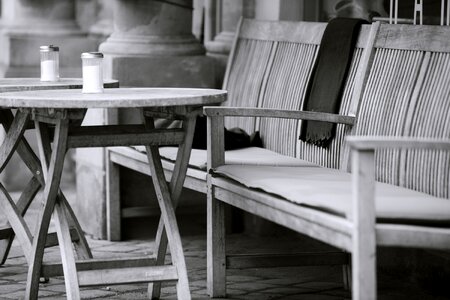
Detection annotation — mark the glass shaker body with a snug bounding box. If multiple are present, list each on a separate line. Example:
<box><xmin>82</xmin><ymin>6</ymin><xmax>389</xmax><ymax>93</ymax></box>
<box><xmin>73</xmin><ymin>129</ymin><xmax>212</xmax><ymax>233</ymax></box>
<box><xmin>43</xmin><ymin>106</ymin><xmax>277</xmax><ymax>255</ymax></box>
<box><xmin>40</xmin><ymin>45</ymin><xmax>59</xmax><ymax>82</ymax></box>
<box><xmin>81</xmin><ymin>52</ymin><xmax>104</xmax><ymax>93</ymax></box>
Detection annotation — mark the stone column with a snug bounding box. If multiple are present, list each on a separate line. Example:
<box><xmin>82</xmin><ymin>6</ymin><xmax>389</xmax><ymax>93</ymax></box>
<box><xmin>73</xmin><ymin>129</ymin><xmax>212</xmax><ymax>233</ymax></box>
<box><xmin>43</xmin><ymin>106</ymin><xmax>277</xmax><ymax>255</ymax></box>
<box><xmin>88</xmin><ymin>0</ymin><xmax>114</xmax><ymax>41</ymax></box>
<box><xmin>99</xmin><ymin>0</ymin><xmax>213</xmax><ymax>87</ymax></box>
<box><xmin>0</xmin><ymin>0</ymin><xmax>98</xmax><ymax>77</ymax></box>
<box><xmin>76</xmin><ymin>0</ymin><xmax>215</xmax><ymax>239</ymax></box>
<box><xmin>205</xmin><ymin>0</ymin><xmax>244</xmax><ymax>86</ymax></box>
<box><xmin>0</xmin><ymin>0</ymin><xmax>97</xmax><ymax>190</ymax></box>
<box><xmin>76</xmin><ymin>0</ymin><xmax>114</xmax><ymax>42</ymax></box>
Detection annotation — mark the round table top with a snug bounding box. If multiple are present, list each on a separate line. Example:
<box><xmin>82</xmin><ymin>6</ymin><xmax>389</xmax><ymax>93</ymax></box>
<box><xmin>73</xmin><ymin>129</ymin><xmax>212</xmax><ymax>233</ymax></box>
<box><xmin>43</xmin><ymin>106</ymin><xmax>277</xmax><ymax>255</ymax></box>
<box><xmin>0</xmin><ymin>87</ymin><xmax>227</xmax><ymax>109</ymax></box>
<box><xmin>0</xmin><ymin>78</ymin><xmax>119</xmax><ymax>93</ymax></box>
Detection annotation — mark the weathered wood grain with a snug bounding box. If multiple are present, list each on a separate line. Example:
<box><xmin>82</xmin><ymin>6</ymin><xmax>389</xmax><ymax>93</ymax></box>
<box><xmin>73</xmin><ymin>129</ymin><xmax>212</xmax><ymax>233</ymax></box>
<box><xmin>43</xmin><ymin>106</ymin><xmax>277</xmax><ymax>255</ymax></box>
<box><xmin>0</xmin><ymin>78</ymin><xmax>118</xmax><ymax>93</ymax></box>
<box><xmin>0</xmin><ymin>88</ymin><xmax>226</xmax><ymax>109</ymax></box>
<box><xmin>203</xmin><ymin>107</ymin><xmax>355</xmax><ymax>125</ymax></box>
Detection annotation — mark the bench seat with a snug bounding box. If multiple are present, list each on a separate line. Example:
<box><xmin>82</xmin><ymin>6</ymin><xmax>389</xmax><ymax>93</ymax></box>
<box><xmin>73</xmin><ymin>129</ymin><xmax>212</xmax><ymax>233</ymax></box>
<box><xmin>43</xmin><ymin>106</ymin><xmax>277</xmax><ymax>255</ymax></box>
<box><xmin>212</xmin><ymin>165</ymin><xmax>450</xmax><ymax>226</ymax></box>
<box><xmin>134</xmin><ymin>146</ymin><xmax>319</xmax><ymax>170</ymax></box>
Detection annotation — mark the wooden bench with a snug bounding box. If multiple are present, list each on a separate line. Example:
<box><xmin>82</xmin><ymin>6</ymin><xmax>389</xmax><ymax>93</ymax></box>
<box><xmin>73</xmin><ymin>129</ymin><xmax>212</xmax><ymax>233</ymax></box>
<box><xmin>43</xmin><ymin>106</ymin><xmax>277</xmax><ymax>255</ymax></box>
<box><xmin>205</xmin><ymin>22</ymin><xmax>450</xmax><ymax>299</ymax></box>
<box><xmin>106</xmin><ymin>18</ymin><xmax>371</xmax><ymax>241</ymax></box>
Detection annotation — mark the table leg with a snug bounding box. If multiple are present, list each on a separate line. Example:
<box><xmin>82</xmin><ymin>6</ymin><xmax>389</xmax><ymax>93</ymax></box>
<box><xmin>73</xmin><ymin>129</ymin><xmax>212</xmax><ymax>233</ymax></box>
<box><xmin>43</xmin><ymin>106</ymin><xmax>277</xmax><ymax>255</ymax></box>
<box><xmin>0</xmin><ymin>182</ymin><xmax>34</xmax><ymax>262</ymax></box>
<box><xmin>143</xmin><ymin>113</ymin><xmax>195</xmax><ymax>300</ymax></box>
<box><xmin>148</xmin><ymin>115</ymin><xmax>197</xmax><ymax>299</ymax></box>
<box><xmin>0</xmin><ymin>176</ymin><xmax>41</xmax><ymax>264</ymax></box>
<box><xmin>26</xmin><ymin>119</ymin><xmax>80</xmax><ymax>300</ymax></box>
<box><xmin>0</xmin><ymin>110</ymin><xmax>30</xmax><ymax>172</ymax></box>
<box><xmin>0</xmin><ymin>111</ymin><xmax>35</xmax><ymax>263</ymax></box>
<box><xmin>0</xmin><ymin>110</ymin><xmax>91</xmax><ymax>265</ymax></box>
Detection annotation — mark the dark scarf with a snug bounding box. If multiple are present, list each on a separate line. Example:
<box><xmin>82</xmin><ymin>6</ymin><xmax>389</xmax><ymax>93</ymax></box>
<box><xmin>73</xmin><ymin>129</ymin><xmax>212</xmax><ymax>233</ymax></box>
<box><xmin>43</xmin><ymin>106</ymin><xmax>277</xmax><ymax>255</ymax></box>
<box><xmin>300</xmin><ymin>18</ymin><xmax>367</xmax><ymax>147</ymax></box>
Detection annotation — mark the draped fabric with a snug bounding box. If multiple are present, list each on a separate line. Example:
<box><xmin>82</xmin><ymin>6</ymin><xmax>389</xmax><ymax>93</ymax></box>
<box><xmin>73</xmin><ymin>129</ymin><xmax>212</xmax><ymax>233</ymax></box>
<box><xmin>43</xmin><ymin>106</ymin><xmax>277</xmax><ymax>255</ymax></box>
<box><xmin>300</xmin><ymin>18</ymin><xmax>367</xmax><ymax>147</ymax></box>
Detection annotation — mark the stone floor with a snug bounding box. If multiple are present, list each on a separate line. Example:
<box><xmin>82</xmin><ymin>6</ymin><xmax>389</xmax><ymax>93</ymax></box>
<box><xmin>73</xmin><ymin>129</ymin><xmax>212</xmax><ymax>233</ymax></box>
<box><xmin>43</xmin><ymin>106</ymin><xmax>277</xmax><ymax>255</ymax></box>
<box><xmin>2</xmin><ymin>229</ymin><xmax>450</xmax><ymax>299</ymax></box>
<box><xmin>0</xmin><ymin>190</ymin><xmax>449</xmax><ymax>299</ymax></box>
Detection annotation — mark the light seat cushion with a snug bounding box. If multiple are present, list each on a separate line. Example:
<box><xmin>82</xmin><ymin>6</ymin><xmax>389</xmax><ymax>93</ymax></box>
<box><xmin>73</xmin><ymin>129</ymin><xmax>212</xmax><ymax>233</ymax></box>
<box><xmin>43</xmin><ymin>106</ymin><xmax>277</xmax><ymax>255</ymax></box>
<box><xmin>134</xmin><ymin>146</ymin><xmax>319</xmax><ymax>170</ymax></box>
<box><xmin>213</xmin><ymin>165</ymin><xmax>450</xmax><ymax>226</ymax></box>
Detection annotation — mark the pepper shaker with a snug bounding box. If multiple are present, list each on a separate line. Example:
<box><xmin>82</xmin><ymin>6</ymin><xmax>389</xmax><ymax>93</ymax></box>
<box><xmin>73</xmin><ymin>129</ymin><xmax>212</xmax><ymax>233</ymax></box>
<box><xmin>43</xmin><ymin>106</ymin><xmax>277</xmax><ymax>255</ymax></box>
<box><xmin>81</xmin><ymin>52</ymin><xmax>104</xmax><ymax>93</ymax></box>
<box><xmin>40</xmin><ymin>45</ymin><xmax>59</xmax><ymax>82</ymax></box>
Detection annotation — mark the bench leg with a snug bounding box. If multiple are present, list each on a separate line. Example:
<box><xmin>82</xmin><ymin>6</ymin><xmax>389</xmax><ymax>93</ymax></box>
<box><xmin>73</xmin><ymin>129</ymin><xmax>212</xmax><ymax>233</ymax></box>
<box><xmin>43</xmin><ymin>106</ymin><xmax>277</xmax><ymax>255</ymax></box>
<box><xmin>352</xmin><ymin>150</ymin><xmax>376</xmax><ymax>300</ymax></box>
<box><xmin>342</xmin><ymin>263</ymin><xmax>351</xmax><ymax>290</ymax></box>
<box><xmin>207</xmin><ymin>181</ymin><xmax>226</xmax><ymax>298</ymax></box>
<box><xmin>106</xmin><ymin>150</ymin><xmax>121</xmax><ymax>241</ymax></box>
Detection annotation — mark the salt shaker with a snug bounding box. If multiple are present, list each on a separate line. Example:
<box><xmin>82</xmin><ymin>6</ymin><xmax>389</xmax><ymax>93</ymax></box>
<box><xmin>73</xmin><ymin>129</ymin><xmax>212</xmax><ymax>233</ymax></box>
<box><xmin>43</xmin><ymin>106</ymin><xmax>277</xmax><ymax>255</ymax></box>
<box><xmin>81</xmin><ymin>52</ymin><xmax>104</xmax><ymax>93</ymax></box>
<box><xmin>40</xmin><ymin>45</ymin><xmax>59</xmax><ymax>82</ymax></box>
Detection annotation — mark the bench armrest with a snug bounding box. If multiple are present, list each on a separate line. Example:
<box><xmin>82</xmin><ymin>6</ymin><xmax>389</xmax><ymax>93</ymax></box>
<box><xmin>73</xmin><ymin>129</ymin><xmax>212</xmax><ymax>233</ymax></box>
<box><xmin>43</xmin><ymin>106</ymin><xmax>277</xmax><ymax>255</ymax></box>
<box><xmin>205</xmin><ymin>107</ymin><xmax>355</xmax><ymax>170</ymax></box>
<box><xmin>204</xmin><ymin>107</ymin><xmax>355</xmax><ymax>125</ymax></box>
<box><xmin>349</xmin><ymin>136</ymin><xmax>450</xmax><ymax>252</ymax></box>
<box><xmin>347</xmin><ymin>136</ymin><xmax>450</xmax><ymax>151</ymax></box>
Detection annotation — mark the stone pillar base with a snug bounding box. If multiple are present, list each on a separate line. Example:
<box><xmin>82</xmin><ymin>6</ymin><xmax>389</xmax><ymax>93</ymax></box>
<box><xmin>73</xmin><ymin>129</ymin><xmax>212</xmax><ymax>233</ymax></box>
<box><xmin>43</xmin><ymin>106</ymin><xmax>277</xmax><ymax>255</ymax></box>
<box><xmin>0</xmin><ymin>34</ymin><xmax>98</xmax><ymax>78</ymax></box>
<box><xmin>104</xmin><ymin>55</ymin><xmax>215</xmax><ymax>88</ymax></box>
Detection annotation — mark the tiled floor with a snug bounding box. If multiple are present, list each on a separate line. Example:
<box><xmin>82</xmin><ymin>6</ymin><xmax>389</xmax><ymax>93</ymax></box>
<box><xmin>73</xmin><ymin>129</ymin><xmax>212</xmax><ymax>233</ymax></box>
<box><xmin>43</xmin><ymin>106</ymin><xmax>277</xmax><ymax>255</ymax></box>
<box><xmin>0</xmin><ymin>190</ymin><xmax>448</xmax><ymax>299</ymax></box>
<box><xmin>1</xmin><ymin>234</ymin><xmax>346</xmax><ymax>299</ymax></box>
<box><xmin>1</xmin><ymin>231</ymin><xmax>449</xmax><ymax>299</ymax></box>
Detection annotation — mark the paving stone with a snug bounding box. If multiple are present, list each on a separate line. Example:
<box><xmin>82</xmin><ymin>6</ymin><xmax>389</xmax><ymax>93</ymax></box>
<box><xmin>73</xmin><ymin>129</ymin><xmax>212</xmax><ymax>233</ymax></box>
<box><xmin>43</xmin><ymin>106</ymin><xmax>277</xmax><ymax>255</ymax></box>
<box><xmin>105</xmin><ymin>291</ymin><xmax>150</xmax><ymax>299</ymax></box>
<box><xmin>277</xmin><ymin>293</ymin><xmax>343</xmax><ymax>300</ymax></box>
<box><xmin>0</xmin><ymin>266</ymin><xmax>27</xmax><ymax>275</ymax></box>
<box><xmin>0</xmin><ymin>272</ymin><xmax>28</xmax><ymax>282</ymax></box>
<box><xmin>227</xmin><ymin>274</ymin><xmax>262</xmax><ymax>283</ymax></box>
<box><xmin>189</xmin><ymin>279</ymin><xmax>206</xmax><ymax>288</ymax></box>
<box><xmin>0</xmin><ymin>221</ymin><xmax>443</xmax><ymax>300</ymax></box>
<box><xmin>225</xmin><ymin>287</ymin><xmax>250</xmax><ymax>296</ymax></box>
<box><xmin>2</xmin><ymin>288</ymin><xmax>60</xmax><ymax>299</ymax></box>
<box><xmin>228</xmin><ymin>282</ymin><xmax>278</xmax><ymax>294</ymax></box>
<box><xmin>78</xmin><ymin>287</ymin><xmax>116</xmax><ymax>298</ymax></box>
<box><xmin>0</xmin><ymin>283</ymin><xmax>25</xmax><ymax>294</ymax></box>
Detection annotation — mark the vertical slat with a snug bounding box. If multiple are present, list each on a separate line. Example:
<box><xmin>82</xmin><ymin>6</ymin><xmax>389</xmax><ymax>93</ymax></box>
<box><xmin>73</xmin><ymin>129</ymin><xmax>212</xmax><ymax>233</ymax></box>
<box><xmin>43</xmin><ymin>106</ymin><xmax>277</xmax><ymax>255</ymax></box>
<box><xmin>402</xmin><ymin>52</ymin><xmax>450</xmax><ymax>199</ymax></box>
<box><xmin>354</xmin><ymin>48</ymin><xmax>423</xmax><ymax>186</ymax></box>
<box><xmin>340</xmin><ymin>22</ymin><xmax>380</xmax><ymax>170</ymax></box>
<box><xmin>222</xmin><ymin>18</ymin><xmax>243</xmax><ymax>90</ymax></box>
<box><xmin>224</xmin><ymin>38</ymin><xmax>274</xmax><ymax>133</ymax></box>
<box><xmin>261</xmin><ymin>42</ymin><xmax>318</xmax><ymax>157</ymax></box>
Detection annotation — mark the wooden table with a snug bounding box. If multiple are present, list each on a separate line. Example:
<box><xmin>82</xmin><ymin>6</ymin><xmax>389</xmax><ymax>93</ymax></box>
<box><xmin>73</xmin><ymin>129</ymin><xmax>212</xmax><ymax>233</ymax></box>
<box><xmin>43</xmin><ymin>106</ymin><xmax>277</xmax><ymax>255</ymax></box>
<box><xmin>0</xmin><ymin>87</ymin><xmax>226</xmax><ymax>300</ymax></box>
<box><xmin>0</xmin><ymin>78</ymin><xmax>119</xmax><ymax>266</ymax></box>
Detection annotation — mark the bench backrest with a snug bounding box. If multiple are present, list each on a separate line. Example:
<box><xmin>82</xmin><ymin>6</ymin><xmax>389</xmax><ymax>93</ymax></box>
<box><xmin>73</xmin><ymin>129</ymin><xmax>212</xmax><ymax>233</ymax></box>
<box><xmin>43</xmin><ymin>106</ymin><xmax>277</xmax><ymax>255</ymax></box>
<box><xmin>349</xmin><ymin>23</ymin><xmax>450</xmax><ymax>199</ymax></box>
<box><xmin>224</xmin><ymin>20</ymin><xmax>449</xmax><ymax>199</ymax></box>
<box><xmin>223</xmin><ymin>19</ymin><xmax>371</xmax><ymax>168</ymax></box>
